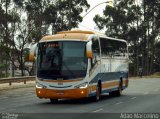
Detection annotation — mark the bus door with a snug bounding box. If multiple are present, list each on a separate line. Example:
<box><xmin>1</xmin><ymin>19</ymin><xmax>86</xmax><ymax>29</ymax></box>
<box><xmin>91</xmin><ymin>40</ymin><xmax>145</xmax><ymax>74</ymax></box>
<box><xmin>87</xmin><ymin>37</ymin><xmax>101</xmax><ymax>93</ymax></box>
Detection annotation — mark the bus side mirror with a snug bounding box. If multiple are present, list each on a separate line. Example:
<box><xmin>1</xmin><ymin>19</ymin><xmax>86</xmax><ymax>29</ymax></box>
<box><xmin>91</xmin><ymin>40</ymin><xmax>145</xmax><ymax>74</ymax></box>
<box><xmin>86</xmin><ymin>41</ymin><xmax>93</xmax><ymax>58</ymax></box>
<box><xmin>23</xmin><ymin>43</ymin><xmax>37</xmax><ymax>62</ymax></box>
<box><xmin>23</xmin><ymin>48</ymin><xmax>30</xmax><ymax>61</ymax></box>
<box><xmin>29</xmin><ymin>43</ymin><xmax>37</xmax><ymax>61</ymax></box>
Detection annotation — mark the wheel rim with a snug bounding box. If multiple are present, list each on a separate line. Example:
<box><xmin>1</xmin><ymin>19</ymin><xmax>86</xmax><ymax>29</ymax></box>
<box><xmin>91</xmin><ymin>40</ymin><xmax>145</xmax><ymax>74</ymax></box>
<box><xmin>119</xmin><ymin>83</ymin><xmax>122</xmax><ymax>95</ymax></box>
<box><xmin>96</xmin><ymin>86</ymin><xmax>100</xmax><ymax>100</ymax></box>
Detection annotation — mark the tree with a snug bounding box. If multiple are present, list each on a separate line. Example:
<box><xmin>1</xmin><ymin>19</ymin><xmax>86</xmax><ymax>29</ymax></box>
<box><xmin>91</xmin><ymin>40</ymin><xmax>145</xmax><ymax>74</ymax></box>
<box><xmin>154</xmin><ymin>41</ymin><xmax>160</xmax><ymax>72</ymax></box>
<box><xmin>0</xmin><ymin>0</ymin><xmax>20</xmax><ymax>77</ymax></box>
<box><xmin>94</xmin><ymin>0</ymin><xmax>142</xmax><ymax>76</ymax></box>
<box><xmin>44</xmin><ymin>0</ymin><xmax>90</xmax><ymax>34</ymax></box>
<box><xmin>0</xmin><ymin>0</ymin><xmax>90</xmax><ymax>77</ymax></box>
<box><xmin>14</xmin><ymin>0</ymin><xmax>90</xmax><ymax>40</ymax></box>
<box><xmin>94</xmin><ymin>0</ymin><xmax>160</xmax><ymax>76</ymax></box>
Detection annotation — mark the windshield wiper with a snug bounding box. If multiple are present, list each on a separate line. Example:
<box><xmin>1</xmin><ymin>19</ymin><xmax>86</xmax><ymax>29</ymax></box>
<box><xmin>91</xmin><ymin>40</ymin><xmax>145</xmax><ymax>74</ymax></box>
<box><xmin>62</xmin><ymin>61</ymin><xmax>76</xmax><ymax>79</ymax></box>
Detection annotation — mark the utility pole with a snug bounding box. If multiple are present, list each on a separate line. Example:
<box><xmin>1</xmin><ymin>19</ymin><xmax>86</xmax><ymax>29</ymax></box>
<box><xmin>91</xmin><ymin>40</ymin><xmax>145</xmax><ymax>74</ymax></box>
<box><xmin>82</xmin><ymin>1</ymin><xmax>113</xmax><ymax>18</ymax></box>
<box><xmin>69</xmin><ymin>0</ymin><xmax>72</xmax><ymax>30</ymax></box>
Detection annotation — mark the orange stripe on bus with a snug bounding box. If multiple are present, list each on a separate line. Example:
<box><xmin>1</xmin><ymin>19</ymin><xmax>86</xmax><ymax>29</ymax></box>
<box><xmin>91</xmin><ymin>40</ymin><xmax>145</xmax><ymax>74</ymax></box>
<box><xmin>102</xmin><ymin>81</ymin><xmax>119</xmax><ymax>89</ymax></box>
<box><xmin>90</xmin><ymin>80</ymin><xmax>128</xmax><ymax>92</ymax></box>
<box><xmin>41</xmin><ymin>34</ymin><xmax>90</xmax><ymax>41</ymax></box>
<box><xmin>89</xmin><ymin>81</ymin><xmax>119</xmax><ymax>92</ymax></box>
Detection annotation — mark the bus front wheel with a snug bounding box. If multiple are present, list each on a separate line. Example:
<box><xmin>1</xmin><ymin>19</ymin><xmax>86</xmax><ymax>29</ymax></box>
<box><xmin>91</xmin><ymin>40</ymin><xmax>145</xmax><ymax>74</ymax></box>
<box><xmin>93</xmin><ymin>85</ymin><xmax>100</xmax><ymax>101</ymax></box>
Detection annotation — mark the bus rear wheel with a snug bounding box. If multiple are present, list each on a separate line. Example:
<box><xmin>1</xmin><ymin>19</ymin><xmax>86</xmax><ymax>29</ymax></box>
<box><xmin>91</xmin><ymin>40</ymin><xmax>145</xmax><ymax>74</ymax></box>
<box><xmin>109</xmin><ymin>81</ymin><xmax>122</xmax><ymax>97</ymax></box>
<box><xmin>116</xmin><ymin>81</ymin><xmax>122</xmax><ymax>96</ymax></box>
<box><xmin>50</xmin><ymin>99</ymin><xmax>58</xmax><ymax>103</ymax></box>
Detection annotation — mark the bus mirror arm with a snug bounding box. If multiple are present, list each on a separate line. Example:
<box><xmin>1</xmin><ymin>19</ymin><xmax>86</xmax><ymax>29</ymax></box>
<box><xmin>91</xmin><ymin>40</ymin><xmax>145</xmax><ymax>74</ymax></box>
<box><xmin>86</xmin><ymin>41</ymin><xmax>93</xmax><ymax>58</ymax></box>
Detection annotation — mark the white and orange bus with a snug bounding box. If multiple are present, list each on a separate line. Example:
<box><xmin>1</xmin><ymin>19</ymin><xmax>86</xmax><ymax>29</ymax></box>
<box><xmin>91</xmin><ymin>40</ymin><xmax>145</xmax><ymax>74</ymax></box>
<box><xmin>33</xmin><ymin>30</ymin><xmax>129</xmax><ymax>102</ymax></box>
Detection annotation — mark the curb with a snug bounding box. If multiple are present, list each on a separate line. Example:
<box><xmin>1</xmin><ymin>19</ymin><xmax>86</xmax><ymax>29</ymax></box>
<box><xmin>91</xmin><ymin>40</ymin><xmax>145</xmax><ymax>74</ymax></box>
<box><xmin>0</xmin><ymin>81</ymin><xmax>35</xmax><ymax>91</ymax></box>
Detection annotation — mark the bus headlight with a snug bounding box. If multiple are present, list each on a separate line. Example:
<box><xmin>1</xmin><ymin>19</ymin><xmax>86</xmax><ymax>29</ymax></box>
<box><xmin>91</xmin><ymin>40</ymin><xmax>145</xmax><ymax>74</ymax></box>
<box><xmin>75</xmin><ymin>82</ymin><xmax>88</xmax><ymax>89</ymax></box>
<box><xmin>36</xmin><ymin>82</ymin><xmax>47</xmax><ymax>89</ymax></box>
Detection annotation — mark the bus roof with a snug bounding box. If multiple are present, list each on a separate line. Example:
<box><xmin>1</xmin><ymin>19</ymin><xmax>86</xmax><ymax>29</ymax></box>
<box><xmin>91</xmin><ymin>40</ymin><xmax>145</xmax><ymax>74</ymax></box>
<box><xmin>57</xmin><ymin>30</ymin><xmax>95</xmax><ymax>34</ymax></box>
<box><xmin>40</xmin><ymin>30</ymin><xmax>127</xmax><ymax>43</ymax></box>
<box><xmin>99</xmin><ymin>35</ymin><xmax>127</xmax><ymax>43</ymax></box>
<box><xmin>40</xmin><ymin>30</ymin><xmax>95</xmax><ymax>42</ymax></box>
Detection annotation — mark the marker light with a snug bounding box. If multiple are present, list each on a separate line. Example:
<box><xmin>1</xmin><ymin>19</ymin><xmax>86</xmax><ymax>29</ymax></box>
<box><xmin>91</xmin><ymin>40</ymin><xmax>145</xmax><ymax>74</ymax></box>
<box><xmin>81</xmin><ymin>91</ymin><xmax>84</xmax><ymax>94</ymax></box>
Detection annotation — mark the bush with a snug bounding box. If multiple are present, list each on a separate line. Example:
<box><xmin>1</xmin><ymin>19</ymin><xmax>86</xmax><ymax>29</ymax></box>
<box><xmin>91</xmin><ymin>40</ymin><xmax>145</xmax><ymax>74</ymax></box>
<box><xmin>0</xmin><ymin>63</ymin><xmax>9</xmax><ymax>78</ymax></box>
<box><xmin>152</xmin><ymin>72</ymin><xmax>160</xmax><ymax>76</ymax></box>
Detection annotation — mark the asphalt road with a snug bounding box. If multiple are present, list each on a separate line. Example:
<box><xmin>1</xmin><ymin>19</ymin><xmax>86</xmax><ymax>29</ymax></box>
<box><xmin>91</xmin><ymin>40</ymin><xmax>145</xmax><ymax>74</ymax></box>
<box><xmin>0</xmin><ymin>78</ymin><xmax>160</xmax><ymax>119</ymax></box>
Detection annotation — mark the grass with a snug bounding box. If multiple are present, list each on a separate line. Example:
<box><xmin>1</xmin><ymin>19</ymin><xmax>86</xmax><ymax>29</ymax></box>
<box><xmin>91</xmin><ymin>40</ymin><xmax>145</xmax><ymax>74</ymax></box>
<box><xmin>148</xmin><ymin>72</ymin><xmax>160</xmax><ymax>78</ymax></box>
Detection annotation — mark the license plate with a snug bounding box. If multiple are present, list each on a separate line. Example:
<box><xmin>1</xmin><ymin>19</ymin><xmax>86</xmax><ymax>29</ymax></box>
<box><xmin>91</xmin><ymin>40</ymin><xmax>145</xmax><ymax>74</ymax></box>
<box><xmin>56</xmin><ymin>92</ymin><xmax>64</xmax><ymax>95</ymax></box>
<box><xmin>58</xmin><ymin>82</ymin><xmax>63</xmax><ymax>85</ymax></box>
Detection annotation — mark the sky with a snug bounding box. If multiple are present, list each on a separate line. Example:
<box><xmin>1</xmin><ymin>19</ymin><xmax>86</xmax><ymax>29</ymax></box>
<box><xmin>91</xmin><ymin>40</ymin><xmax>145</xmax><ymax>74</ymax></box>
<box><xmin>77</xmin><ymin>0</ymin><xmax>112</xmax><ymax>33</ymax></box>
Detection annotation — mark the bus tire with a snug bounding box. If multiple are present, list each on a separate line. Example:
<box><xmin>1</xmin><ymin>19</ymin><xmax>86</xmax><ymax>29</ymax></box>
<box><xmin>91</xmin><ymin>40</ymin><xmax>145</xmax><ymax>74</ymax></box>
<box><xmin>50</xmin><ymin>99</ymin><xmax>58</xmax><ymax>103</ymax></box>
<box><xmin>93</xmin><ymin>84</ymin><xmax>100</xmax><ymax>101</ymax></box>
<box><xmin>109</xmin><ymin>91</ymin><xmax>115</xmax><ymax>97</ymax></box>
<box><xmin>115</xmin><ymin>80</ymin><xmax>122</xmax><ymax>96</ymax></box>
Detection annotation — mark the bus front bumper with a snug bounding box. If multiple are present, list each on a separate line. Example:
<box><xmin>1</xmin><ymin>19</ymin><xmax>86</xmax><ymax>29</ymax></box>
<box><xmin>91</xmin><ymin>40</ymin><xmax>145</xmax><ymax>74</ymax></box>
<box><xmin>36</xmin><ymin>88</ymin><xmax>89</xmax><ymax>99</ymax></box>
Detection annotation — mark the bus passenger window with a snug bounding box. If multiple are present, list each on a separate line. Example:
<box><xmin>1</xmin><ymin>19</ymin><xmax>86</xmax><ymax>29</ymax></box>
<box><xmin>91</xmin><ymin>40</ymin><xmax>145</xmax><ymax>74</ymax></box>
<box><xmin>113</xmin><ymin>41</ymin><xmax>127</xmax><ymax>57</ymax></box>
<box><xmin>100</xmin><ymin>38</ymin><xmax>114</xmax><ymax>57</ymax></box>
<box><xmin>92</xmin><ymin>38</ymin><xmax>100</xmax><ymax>67</ymax></box>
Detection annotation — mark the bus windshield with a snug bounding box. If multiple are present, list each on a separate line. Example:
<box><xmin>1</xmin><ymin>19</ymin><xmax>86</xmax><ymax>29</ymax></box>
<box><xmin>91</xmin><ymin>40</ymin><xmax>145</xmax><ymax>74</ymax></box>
<box><xmin>37</xmin><ymin>41</ymin><xmax>87</xmax><ymax>80</ymax></box>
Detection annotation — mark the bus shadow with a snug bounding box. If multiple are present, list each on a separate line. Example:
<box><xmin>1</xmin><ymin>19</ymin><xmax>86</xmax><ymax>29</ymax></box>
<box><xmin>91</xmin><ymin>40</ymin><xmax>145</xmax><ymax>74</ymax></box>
<box><xmin>40</xmin><ymin>93</ymin><xmax>125</xmax><ymax>105</ymax></box>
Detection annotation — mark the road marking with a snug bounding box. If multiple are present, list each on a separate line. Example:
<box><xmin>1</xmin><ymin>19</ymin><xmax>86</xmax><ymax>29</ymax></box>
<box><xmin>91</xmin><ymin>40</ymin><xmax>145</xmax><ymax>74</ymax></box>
<box><xmin>115</xmin><ymin>102</ymin><xmax>123</xmax><ymax>105</ymax></box>
<box><xmin>93</xmin><ymin>108</ymin><xmax>103</xmax><ymax>112</ymax></box>
<box><xmin>130</xmin><ymin>97</ymin><xmax>136</xmax><ymax>100</ymax></box>
<box><xmin>144</xmin><ymin>92</ymin><xmax>149</xmax><ymax>95</ymax></box>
